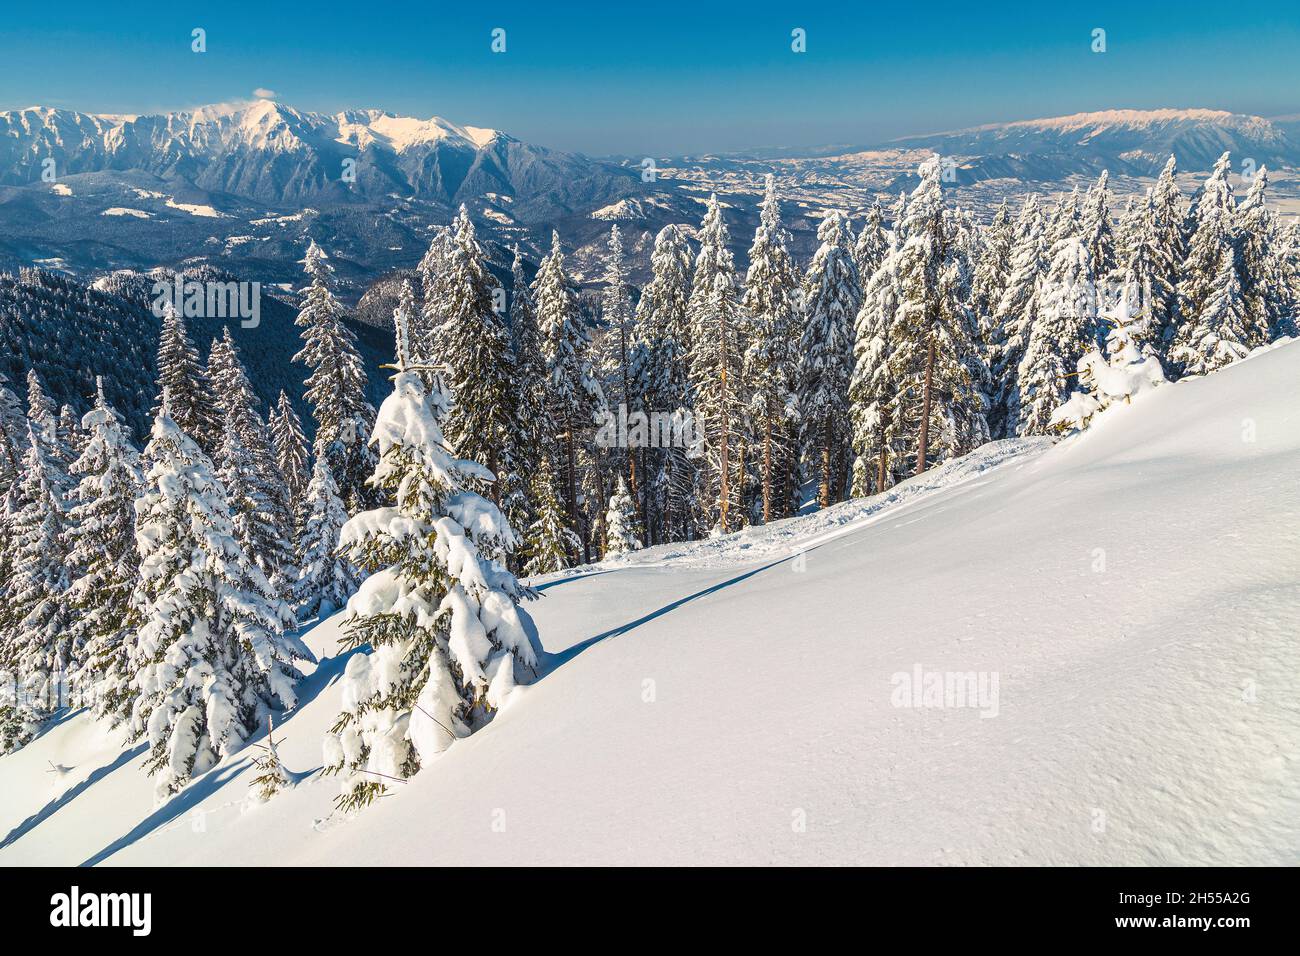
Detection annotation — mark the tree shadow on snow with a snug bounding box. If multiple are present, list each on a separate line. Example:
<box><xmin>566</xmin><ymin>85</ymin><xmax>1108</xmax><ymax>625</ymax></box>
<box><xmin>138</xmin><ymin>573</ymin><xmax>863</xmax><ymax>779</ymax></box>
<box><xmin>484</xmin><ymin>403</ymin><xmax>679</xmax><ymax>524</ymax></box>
<box><xmin>540</xmin><ymin>547</ymin><xmax>821</xmax><ymax>675</ymax></box>
<box><xmin>0</xmin><ymin>742</ymin><xmax>148</xmax><ymax>851</ymax></box>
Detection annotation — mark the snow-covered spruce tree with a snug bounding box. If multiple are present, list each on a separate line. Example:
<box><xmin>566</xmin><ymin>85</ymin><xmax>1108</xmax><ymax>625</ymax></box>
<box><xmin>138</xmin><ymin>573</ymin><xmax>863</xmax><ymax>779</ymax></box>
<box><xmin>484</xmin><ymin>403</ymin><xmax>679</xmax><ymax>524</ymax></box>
<box><xmin>216</xmin><ymin>417</ymin><xmax>298</xmax><ymax>633</ymax></box>
<box><xmin>1234</xmin><ymin>167</ymin><xmax>1284</xmax><ymax>347</ymax></box>
<box><xmin>1050</xmin><ymin>293</ymin><xmax>1167</xmax><ymax>432</ymax></box>
<box><xmin>1115</xmin><ymin>189</ymin><xmax>1175</xmax><ymax>359</ymax></box>
<box><xmin>1017</xmin><ymin>237</ymin><xmax>1100</xmax><ymax>436</ymax></box>
<box><xmin>853</xmin><ymin>199</ymin><xmax>889</xmax><ymax>286</ymax></box>
<box><xmin>988</xmin><ymin>195</ymin><xmax>1047</xmax><ymax>438</ymax></box>
<box><xmin>153</xmin><ymin>301</ymin><xmax>223</xmax><ymax>458</ymax></box>
<box><xmin>688</xmin><ymin>194</ymin><xmax>746</xmax><ymax>533</ymax></box>
<box><xmin>209</xmin><ymin>329</ymin><xmax>297</xmax><ymax>600</ymax></box>
<box><xmin>269</xmin><ymin>389</ymin><xmax>310</xmax><ymax>519</ymax></box>
<box><xmin>971</xmin><ymin>199</ymin><xmax>1014</xmax><ymax>338</ymax></box>
<box><xmin>1080</xmin><ymin>170</ymin><xmax>1117</xmax><ymax>282</ymax></box>
<box><xmin>248</xmin><ymin>716</ymin><xmax>290</xmax><ymax>803</ymax></box>
<box><xmin>1171</xmin><ymin>249</ymin><xmax>1254</xmax><ymax>376</ymax></box>
<box><xmin>440</xmin><ymin>207</ymin><xmax>520</xmax><ymax>514</ymax></box>
<box><xmin>64</xmin><ymin>379</ymin><xmax>143</xmax><ymax>725</ymax></box>
<box><xmin>505</xmin><ymin>247</ymin><xmax>550</xmax><ymax>555</ymax></box>
<box><xmin>886</xmin><ymin>156</ymin><xmax>987</xmax><ymax>473</ymax></box>
<box><xmin>799</xmin><ymin>210</ymin><xmax>860</xmax><ymax>507</ymax></box>
<box><xmin>597</xmin><ymin>224</ymin><xmax>644</xmax><ymax>507</ymax></box>
<box><xmin>25</xmin><ymin>368</ymin><xmax>58</xmax><ymax>445</ymax></box>
<box><xmin>321</xmin><ymin>353</ymin><xmax>537</xmax><ymax>811</ymax></box>
<box><xmin>0</xmin><ymin>371</ymin><xmax>26</xmax><ymax>496</ymax></box>
<box><xmin>523</xmin><ymin>454</ymin><xmax>579</xmax><ymax>576</ymax></box>
<box><xmin>604</xmin><ymin>476</ymin><xmax>643</xmax><ymax>557</ymax></box>
<box><xmin>742</xmin><ymin>174</ymin><xmax>801</xmax><ymax>523</ymax></box>
<box><xmin>532</xmin><ymin>231</ymin><xmax>604</xmax><ymax>555</ymax></box>
<box><xmin>0</xmin><ymin>421</ymin><xmax>72</xmax><ymax>752</ymax></box>
<box><xmin>414</xmin><ymin>225</ymin><xmax>454</xmax><ymax>360</ymax></box>
<box><xmin>1173</xmin><ymin>152</ymin><xmax>1237</xmax><ymax>374</ymax></box>
<box><xmin>293</xmin><ymin>455</ymin><xmax>355</xmax><ymax>617</ymax></box>
<box><xmin>131</xmin><ymin>406</ymin><xmax>312</xmax><ymax>797</ymax></box>
<box><xmin>1149</xmin><ymin>155</ymin><xmax>1187</xmax><ymax>351</ymax></box>
<box><xmin>633</xmin><ymin>224</ymin><xmax>695</xmax><ymax>543</ymax></box>
<box><xmin>293</xmin><ymin>239</ymin><xmax>378</xmax><ymax>513</ymax></box>
<box><xmin>850</xmin><ymin>233</ymin><xmax>904</xmax><ymax>496</ymax></box>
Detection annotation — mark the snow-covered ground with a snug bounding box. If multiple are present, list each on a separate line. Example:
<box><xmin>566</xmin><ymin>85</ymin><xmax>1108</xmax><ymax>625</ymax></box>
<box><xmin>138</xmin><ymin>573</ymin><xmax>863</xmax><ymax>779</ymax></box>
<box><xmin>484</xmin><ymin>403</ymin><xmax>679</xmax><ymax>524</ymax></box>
<box><xmin>3</xmin><ymin>340</ymin><xmax>1298</xmax><ymax>866</ymax></box>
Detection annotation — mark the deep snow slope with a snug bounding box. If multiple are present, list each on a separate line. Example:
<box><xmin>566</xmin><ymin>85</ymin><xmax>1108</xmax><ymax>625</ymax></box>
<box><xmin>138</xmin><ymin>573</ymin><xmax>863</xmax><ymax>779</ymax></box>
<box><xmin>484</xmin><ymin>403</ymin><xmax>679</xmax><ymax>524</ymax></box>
<box><xmin>2</xmin><ymin>341</ymin><xmax>1298</xmax><ymax>866</ymax></box>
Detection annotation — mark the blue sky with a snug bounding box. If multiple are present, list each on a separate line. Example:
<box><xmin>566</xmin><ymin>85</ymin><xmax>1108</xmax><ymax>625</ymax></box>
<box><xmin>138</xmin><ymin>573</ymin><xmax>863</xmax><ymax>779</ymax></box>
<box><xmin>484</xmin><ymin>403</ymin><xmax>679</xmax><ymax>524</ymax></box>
<box><xmin>2</xmin><ymin>1</ymin><xmax>1297</xmax><ymax>154</ymax></box>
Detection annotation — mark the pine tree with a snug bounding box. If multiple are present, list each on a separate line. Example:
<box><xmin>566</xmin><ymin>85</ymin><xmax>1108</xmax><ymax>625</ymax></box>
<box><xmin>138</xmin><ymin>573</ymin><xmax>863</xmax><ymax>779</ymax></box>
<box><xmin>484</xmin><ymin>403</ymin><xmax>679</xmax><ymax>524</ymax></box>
<box><xmin>210</xmin><ymin>329</ymin><xmax>297</xmax><ymax>600</ymax></box>
<box><xmin>1080</xmin><ymin>170</ymin><xmax>1117</xmax><ymax>281</ymax></box>
<box><xmin>1149</xmin><ymin>155</ymin><xmax>1187</xmax><ymax>351</ymax></box>
<box><xmin>598</xmin><ymin>224</ymin><xmax>643</xmax><ymax>506</ymax></box>
<box><xmin>533</xmin><ymin>231</ymin><xmax>604</xmax><ymax>554</ymax></box>
<box><xmin>799</xmin><ymin>210</ymin><xmax>860</xmax><ymax>506</ymax></box>
<box><xmin>850</xmin><ymin>233</ymin><xmax>905</xmax><ymax>496</ymax></box>
<box><xmin>0</xmin><ymin>371</ymin><xmax>26</xmax><ymax>496</ymax></box>
<box><xmin>153</xmin><ymin>301</ymin><xmax>223</xmax><ymax>457</ymax></box>
<box><xmin>269</xmin><ymin>390</ymin><xmax>310</xmax><ymax>519</ymax></box>
<box><xmin>523</xmin><ymin>455</ymin><xmax>579</xmax><ymax>576</ymax></box>
<box><xmin>1235</xmin><ymin>167</ymin><xmax>1283</xmax><ymax>348</ymax></box>
<box><xmin>887</xmin><ymin>157</ymin><xmax>987</xmax><ymax>472</ymax></box>
<box><xmin>971</xmin><ymin>200</ymin><xmax>1014</xmax><ymax>337</ymax></box>
<box><xmin>688</xmin><ymin>194</ymin><xmax>746</xmax><ymax>533</ymax></box>
<box><xmin>293</xmin><ymin>455</ymin><xmax>355</xmax><ymax>617</ymax></box>
<box><xmin>415</xmin><ymin>225</ymin><xmax>454</xmax><ymax>360</ymax></box>
<box><xmin>322</xmin><ymin>358</ymin><xmax>536</xmax><ymax>811</ymax></box>
<box><xmin>989</xmin><ymin>195</ymin><xmax>1047</xmax><ymax>438</ymax></box>
<box><xmin>0</xmin><ymin>420</ymin><xmax>72</xmax><ymax>752</ymax></box>
<box><xmin>853</xmin><ymin>200</ymin><xmax>889</xmax><ymax>284</ymax></box>
<box><xmin>1173</xmin><ymin>152</ymin><xmax>1237</xmax><ymax>373</ymax></box>
<box><xmin>1115</xmin><ymin>189</ymin><xmax>1175</xmax><ymax>359</ymax></box>
<box><xmin>1172</xmin><ymin>249</ymin><xmax>1254</xmax><ymax>375</ymax></box>
<box><xmin>248</xmin><ymin>716</ymin><xmax>291</xmax><ymax>803</ymax></box>
<box><xmin>1017</xmin><ymin>237</ymin><xmax>1099</xmax><ymax>436</ymax></box>
<box><xmin>633</xmin><ymin>224</ymin><xmax>695</xmax><ymax>543</ymax></box>
<box><xmin>742</xmin><ymin>174</ymin><xmax>801</xmax><ymax>523</ymax></box>
<box><xmin>440</xmin><ymin>206</ymin><xmax>520</xmax><ymax>509</ymax></box>
<box><xmin>131</xmin><ymin>406</ymin><xmax>311</xmax><ymax>797</ymax></box>
<box><xmin>603</xmin><ymin>476</ymin><xmax>643</xmax><ymax>556</ymax></box>
<box><xmin>505</xmin><ymin>248</ymin><xmax>550</xmax><ymax>556</ymax></box>
<box><xmin>64</xmin><ymin>379</ymin><xmax>143</xmax><ymax>726</ymax></box>
<box><xmin>293</xmin><ymin>240</ymin><xmax>377</xmax><ymax>513</ymax></box>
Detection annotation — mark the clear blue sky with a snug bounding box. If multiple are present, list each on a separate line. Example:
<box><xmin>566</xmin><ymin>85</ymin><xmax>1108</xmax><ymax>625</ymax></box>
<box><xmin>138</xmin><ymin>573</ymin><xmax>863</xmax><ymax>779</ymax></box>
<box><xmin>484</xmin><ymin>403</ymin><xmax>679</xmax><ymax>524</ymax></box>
<box><xmin>2</xmin><ymin>1</ymin><xmax>1297</xmax><ymax>155</ymax></box>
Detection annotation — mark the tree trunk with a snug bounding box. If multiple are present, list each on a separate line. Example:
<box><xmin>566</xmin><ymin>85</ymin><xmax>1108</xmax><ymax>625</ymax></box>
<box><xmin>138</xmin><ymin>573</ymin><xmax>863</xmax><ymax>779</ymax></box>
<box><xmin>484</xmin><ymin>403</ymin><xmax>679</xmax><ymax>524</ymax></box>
<box><xmin>916</xmin><ymin>336</ymin><xmax>936</xmax><ymax>475</ymax></box>
<box><xmin>819</xmin><ymin>419</ymin><xmax>832</xmax><ymax>508</ymax></box>
<box><xmin>761</xmin><ymin>414</ymin><xmax>773</xmax><ymax>524</ymax></box>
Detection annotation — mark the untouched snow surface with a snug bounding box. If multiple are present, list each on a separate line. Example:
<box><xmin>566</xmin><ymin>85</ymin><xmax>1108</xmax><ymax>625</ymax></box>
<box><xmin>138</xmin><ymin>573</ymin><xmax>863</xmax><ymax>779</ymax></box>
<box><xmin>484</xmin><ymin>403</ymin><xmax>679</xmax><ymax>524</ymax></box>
<box><xmin>2</xmin><ymin>341</ymin><xmax>1298</xmax><ymax>866</ymax></box>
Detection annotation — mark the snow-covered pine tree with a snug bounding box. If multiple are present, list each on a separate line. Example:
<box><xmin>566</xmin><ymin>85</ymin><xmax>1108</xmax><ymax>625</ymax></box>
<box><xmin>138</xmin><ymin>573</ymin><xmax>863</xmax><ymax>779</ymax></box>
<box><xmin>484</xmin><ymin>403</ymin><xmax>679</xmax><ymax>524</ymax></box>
<box><xmin>1149</xmin><ymin>155</ymin><xmax>1187</xmax><ymax>351</ymax></box>
<box><xmin>1115</xmin><ymin>190</ymin><xmax>1174</xmax><ymax>359</ymax></box>
<box><xmin>1234</xmin><ymin>167</ymin><xmax>1284</xmax><ymax>348</ymax></box>
<box><xmin>853</xmin><ymin>199</ymin><xmax>889</xmax><ymax>285</ymax></box>
<box><xmin>688</xmin><ymin>194</ymin><xmax>746</xmax><ymax>533</ymax></box>
<box><xmin>64</xmin><ymin>379</ymin><xmax>143</xmax><ymax>725</ymax></box>
<box><xmin>153</xmin><ymin>301</ymin><xmax>223</xmax><ymax>458</ymax></box>
<box><xmin>523</xmin><ymin>454</ymin><xmax>578</xmax><ymax>576</ymax></box>
<box><xmin>209</xmin><ymin>329</ymin><xmax>297</xmax><ymax>600</ymax></box>
<box><xmin>971</xmin><ymin>200</ymin><xmax>1014</xmax><ymax>338</ymax></box>
<box><xmin>603</xmin><ymin>476</ymin><xmax>643</xmax><ymax>556</ymax></box>
<box><xmin>293</xmin><ymin>240</ymin><xmax>378</xmax><ymax>513</ymax></box>
<box><xmin>988</xmin><ymin>195</ymin><xmax>1047</xmax><ymax>438</ymax></box>
<box><xmin>0</xmin><ymin>419</ymin><xmax>72</xmax><ymax>752</ymax></box>
<box><xmin>1080</xmin><ymin>170</ymin><xmax>1118</xmax><ymax>282</ymax></box>
<box><xmin>1017</xmin><ymin>237</ymin><xmax>1100</xmax><ymax>435</ymax></box>
<box><xmin>293</xmin><ymin>454</ymin><xmax>355</xmax><ymax>617</ymax></box>
<box><xmin>1171</xmin><ymin>248</ymin><xmax>1254</xmax><ymax>375</ymax></box>
<box><xmin>1173</xmin><ymin>152</ymin><xmax>1237</xmax><ymax>374</ymax></box>
<box><xmin>0</xmin><ymin>371</ymin><xmax>26</xmax><ymax>496</ymax></box>
<box><xmin>505</xmin><ymin>248</ymin><xmax>550</xmax><ymax>555</ymax></box>
<box><xmin>742</xmin><ymin>174</ymin><xmax>801</xmax><ymax>523</ymax></box>
<box><xmin>131</xmin><ymin>405</ymin><xmax>312</xmax><ymax>797</ymax></box>
<box><xmin>248</xmin><ymin>716</ymin><xmax>290</xmax><ymax>803</ymax></box>
<box><xmin>322</xmin><ymin>343</ymin><xmax>537</xmax><ymax>810</ymax></box>
<box><xmin>269</xmin><ymin>389</ymin><xmax>310</xmax><ymax>520</ymax></box>
<box><xmin>886</xmin><ymin>157</ymin><xmax>987</xmax><ymax>472</ymax></box>
<box><xmin>532</xmin><ymin>231</ymin><xmax>604</xmax><ymax>556</ymax></box>
<box><xmin>598</xmin><ymin>224</ymin><xmax>643</xmax><ymax>506</ymax></box>
<box><xmin>850</xmin><ymin>233</ymin><xmax>905</xmax><ymax>496</ymax></box>
<box><xmin>633</xmin><ymin>224</ymin><xmax>695</xmax><ymax>543</ymax></box>
<box><xmin>440</xmin><ymin>206</ymin><xmax>520</xmax><ymax>513</ymax></box>
<box><xmin>799</xmin><ymin>210</ymin><xmax>860</xmax><ymax>506</ymax></box>
<box><xmin>414</xmin><ymin>225</ymin><xmax>454</xmax><ymax>360</ymax></box>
